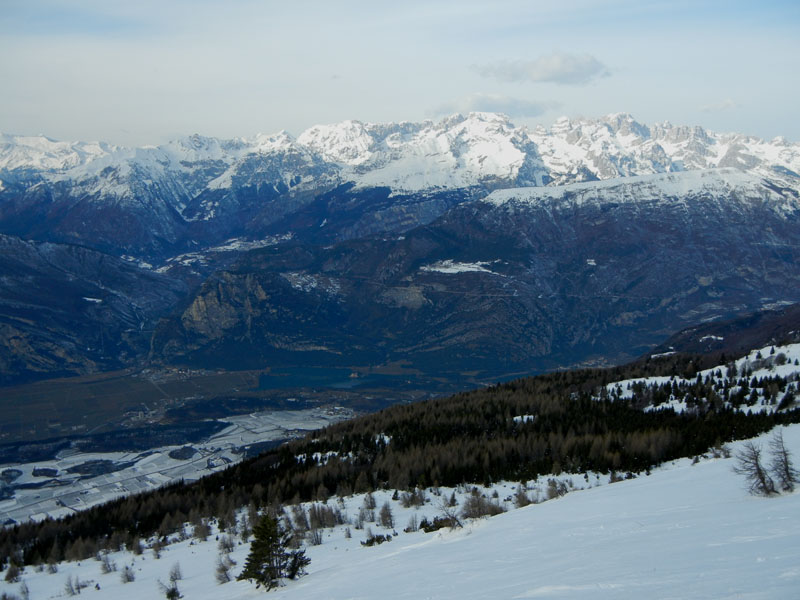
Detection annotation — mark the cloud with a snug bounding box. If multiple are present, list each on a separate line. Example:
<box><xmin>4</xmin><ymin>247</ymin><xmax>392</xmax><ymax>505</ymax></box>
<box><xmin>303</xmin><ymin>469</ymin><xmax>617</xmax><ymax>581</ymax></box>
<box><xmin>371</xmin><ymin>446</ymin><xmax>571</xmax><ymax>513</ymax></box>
<box><xmin>433</xmin><ymin>94</ymin><xmax>561</xmax><ymax>118</ymax></box>
<box><xmin>699</xmin><ymin>98</ymin><xmax>738</xmax><ymax>113</ymax></box>
<box><xmin>474</xmin><ymin>52</ymin><xmax>609</xmax><ymax>85</ymax></box>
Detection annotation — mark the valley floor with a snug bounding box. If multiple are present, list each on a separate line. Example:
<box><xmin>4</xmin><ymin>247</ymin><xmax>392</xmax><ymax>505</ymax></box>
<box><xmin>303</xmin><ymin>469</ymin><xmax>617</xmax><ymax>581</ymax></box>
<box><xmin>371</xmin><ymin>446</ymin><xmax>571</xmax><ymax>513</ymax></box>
<box><xmin>3</xmin><ymin>426</ymin><xmax>799</xmax><ymax>599</ymax></box>
<box><xmin>0</xmin><ymin>406</ymin><xmax>354</xmax><ymax>525</ymax></box>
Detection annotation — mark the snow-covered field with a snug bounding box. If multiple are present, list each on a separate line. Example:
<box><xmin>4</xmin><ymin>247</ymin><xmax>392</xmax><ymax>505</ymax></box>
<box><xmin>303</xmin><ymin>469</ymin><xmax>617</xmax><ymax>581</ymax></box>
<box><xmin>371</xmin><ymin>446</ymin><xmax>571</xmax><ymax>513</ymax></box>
<box><xmin>3</xmin><ymin>425</ymin><xmax>798</xmax><ymax>599</ymax></box>
<box><xmin>0</xmin><ymin>407</ymin><xmax>353</xmax><ymax>525</ymax></box>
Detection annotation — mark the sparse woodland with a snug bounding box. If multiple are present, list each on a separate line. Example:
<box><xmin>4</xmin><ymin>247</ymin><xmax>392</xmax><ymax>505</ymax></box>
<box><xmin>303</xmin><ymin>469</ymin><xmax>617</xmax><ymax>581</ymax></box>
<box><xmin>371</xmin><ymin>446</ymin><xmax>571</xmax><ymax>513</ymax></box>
<box><xmin>1</xmin><ymin>349</ymin><xmax>799</xmax><ymax>569</ymax></box>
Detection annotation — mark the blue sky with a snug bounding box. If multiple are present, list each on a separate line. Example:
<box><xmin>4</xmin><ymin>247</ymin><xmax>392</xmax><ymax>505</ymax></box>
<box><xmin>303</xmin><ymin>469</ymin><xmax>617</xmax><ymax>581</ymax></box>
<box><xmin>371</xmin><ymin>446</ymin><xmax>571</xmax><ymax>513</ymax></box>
<box><xmin>1</xmin><ymin>0</ymin><xmax>798</xmax><ymax>145</ymax></box>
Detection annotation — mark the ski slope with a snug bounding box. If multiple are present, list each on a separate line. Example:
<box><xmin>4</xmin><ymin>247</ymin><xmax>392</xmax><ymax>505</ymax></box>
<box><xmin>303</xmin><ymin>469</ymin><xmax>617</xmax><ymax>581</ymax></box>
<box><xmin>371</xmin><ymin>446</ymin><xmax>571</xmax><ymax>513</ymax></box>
<box><xmin>4</xmin><ymin>426</ymin><xmax>799</xmax><ymax>599</ymax></box>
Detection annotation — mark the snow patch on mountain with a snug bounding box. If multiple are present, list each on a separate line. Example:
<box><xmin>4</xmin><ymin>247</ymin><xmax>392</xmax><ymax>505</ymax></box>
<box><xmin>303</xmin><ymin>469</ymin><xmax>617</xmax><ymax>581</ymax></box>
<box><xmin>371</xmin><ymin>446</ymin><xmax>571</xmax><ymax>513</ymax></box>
<box><xmin>420</xmin><ymin>259</ymin><xmax>498</xmax><ymax>274</ymax></box>
<box><xmin>483</xmin><ymin>168</ymin><xmax>797</xmax><ymax>211</ymax></box>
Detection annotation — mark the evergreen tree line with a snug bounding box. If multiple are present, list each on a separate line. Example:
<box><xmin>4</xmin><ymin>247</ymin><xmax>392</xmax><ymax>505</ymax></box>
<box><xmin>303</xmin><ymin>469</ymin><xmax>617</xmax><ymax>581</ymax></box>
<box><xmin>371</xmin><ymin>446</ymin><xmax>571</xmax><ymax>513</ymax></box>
<box><xmin>2</xmin><ymin>353</ymin><xmax>799</xmax><ymax>569</ymax></box>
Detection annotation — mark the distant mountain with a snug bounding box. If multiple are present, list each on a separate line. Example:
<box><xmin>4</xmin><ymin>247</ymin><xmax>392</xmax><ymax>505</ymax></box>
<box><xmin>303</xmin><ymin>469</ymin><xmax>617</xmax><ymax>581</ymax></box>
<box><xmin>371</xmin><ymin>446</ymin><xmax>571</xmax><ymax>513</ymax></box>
<box><xmin>0</xmin><ymin>234</ymin><xmax>186</xmax><ymax>384</ymax></box>
<box><xmin>648</xmin><ymin>302</ymin><xmax>800</xmax><ymax>358</ymax></box>
<box><xmin>2</xmin><ymin>113</ymin><xmax>798</xmax><ymax>261</ymax></box>
<box><xmin>151</xmin><ymin>169</ymin><xmax>800</xmax><ymax>379</ymax></box>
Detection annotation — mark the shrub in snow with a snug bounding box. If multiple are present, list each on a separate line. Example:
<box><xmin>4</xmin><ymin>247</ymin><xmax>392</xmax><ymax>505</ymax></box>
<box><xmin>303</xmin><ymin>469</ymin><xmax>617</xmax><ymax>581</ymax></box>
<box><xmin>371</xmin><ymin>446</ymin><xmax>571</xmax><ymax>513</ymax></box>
<box><xmin>419</xmin><ymin>516</ymin><xmax>459</xmax><ymax>533</ymax></box>
<box><xmin>404</xmin><ymin>514</ymin><xmax>419</xmax><ymax>533</ymax></box>
<box><xmin>361</xmin><ymin>533</ymin><xmax>391</xmax><ymax>547</ymax></box>
<box><xmin>169</xmin><ymin>562</ymin><xmax>182</xmax><ymax>583</ymax></box>
<box><xmin>215</xmin><ymin>554</ymin><xmax>236</xmax><ymax>584</ymax></box>
<box><xmin>99</xmin><ymin>552</ymin><xmax>117</xmax><ymax>573</ymax></box>
<box><xmin>3</xmin><ymin>564</ymin><xmax>20</xmax><ymax>583</ymax></box>
<box><xmin>307</xmin><ymin>527</ymin><xmax>323</xmax><ymax>546</ymax></box>
<box><xmin>461</xmin><ymin>494</ymin><xmax>505</xmax><ymax>519</ymax></box>
<box><xmin>121</xmin><ymin>564</ymin><xmax>135</xmax><ymax>583</ymax></box>
<box><xmin>400</xmin><ymin>488</ymin><xmax>427</xmax><ymax>507</ymax></box>
<box><xmin>158</xmin><ymin>579</ymin><xmax>182</xmax><ymax>599</ymax></box>
<box><xmin>218</xmin><ymin>534</ymin><xmax>235</xmax><ymax>554</ymax></box>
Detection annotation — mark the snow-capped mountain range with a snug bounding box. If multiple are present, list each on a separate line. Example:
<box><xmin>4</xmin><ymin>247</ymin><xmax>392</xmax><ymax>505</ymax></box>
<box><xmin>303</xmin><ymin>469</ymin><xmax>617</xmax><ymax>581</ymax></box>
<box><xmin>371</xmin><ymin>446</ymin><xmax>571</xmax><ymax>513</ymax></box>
<box><xmin>2</xmin><ymin>112</ymin><xmax>798</xmax><ymax>262</ymax></box>
<box><xmin>3</xmin><ymin>112</ymin><xmax>799</xmax><ymax>194</ymax></box>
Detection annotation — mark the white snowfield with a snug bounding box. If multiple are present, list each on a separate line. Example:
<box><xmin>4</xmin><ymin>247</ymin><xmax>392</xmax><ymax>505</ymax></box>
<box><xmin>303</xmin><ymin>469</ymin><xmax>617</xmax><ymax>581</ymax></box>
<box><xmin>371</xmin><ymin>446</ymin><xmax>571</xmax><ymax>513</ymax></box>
<box><xmin>419</xmin><ymin>259</ymin><xmax>499</xmax><ymax>275</ymax></box>
<box><xmin>4</xmin><ymin>426</ymin><xmax>799</xmax><ymax>599</ymax></box>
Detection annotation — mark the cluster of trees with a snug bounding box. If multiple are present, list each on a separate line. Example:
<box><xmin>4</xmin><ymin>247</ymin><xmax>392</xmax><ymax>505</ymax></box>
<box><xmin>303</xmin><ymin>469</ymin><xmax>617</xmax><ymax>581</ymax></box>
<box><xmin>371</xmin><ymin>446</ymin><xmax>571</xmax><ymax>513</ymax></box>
<box><xmin>2</xmin><ymin>353</ymin><xmax>799</xmax><ymax>570</ymax></box>
<box><xmin>615</xmin><ymin>368</ymin><xmax>797</xmax><ymax>412</ymax></box>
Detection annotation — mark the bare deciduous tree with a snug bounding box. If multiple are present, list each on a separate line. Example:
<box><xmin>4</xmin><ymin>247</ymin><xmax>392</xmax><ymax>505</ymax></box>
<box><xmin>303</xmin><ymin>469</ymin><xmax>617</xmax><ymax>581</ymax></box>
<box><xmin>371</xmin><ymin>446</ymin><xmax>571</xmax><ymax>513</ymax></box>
<box><xmin>733</xmin><ymin>442</ymin><xmax>776</xmax><ymax>496</ymax></box>
<box><xmin>169</xmin><ymin>562</ymin><xmax>182</xmax><ymax>584</ymax></box>
<box><xmin>215</xmin><ymin>553</ymin><xmax>236</xmax><ymax>584</ymax></box>
<box><xmin>769</xmin><ymin>430</ymin><xmax>799</xmax><ymax>492</ymax></box>
<box><xmin>378</xmin><ymin>502</ymin><xmax>394</xmax><ymax>529</ymax></box>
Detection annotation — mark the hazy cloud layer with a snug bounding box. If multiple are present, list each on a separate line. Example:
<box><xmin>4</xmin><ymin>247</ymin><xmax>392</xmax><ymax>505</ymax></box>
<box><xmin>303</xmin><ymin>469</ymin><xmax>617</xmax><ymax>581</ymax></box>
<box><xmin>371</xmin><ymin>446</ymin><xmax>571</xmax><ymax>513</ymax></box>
<box><xmin>474</xmin><ymin>53</ymin><xmax>609</xmax><ymax>85</ymax></box>
<box><xmin>1</xmin><ymin>2</ymin><xmax>797</xmax><ymax>144</ymax></box>
<box><xmin>434</xmin><ymin>94</ymin><xmax>561</xmax><ymax>118</ymax></box>
<box><xmin>700</xmin><ymin>99</ymin><xmax>738</xmax><ymax>113</ymax></box>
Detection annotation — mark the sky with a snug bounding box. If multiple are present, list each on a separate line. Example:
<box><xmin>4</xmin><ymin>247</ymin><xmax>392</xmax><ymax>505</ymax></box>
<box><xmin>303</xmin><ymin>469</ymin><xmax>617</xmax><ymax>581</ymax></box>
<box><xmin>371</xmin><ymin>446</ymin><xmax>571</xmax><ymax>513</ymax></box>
<box><xmin>1</xmin><ymin>0</ymin><xmax>798</xmax><ymax>146</ymax></box>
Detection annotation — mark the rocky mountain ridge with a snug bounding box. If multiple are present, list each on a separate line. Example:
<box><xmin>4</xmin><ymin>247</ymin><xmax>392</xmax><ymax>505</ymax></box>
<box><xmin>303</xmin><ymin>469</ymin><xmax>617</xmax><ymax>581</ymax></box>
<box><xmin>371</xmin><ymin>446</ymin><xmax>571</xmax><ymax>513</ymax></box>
<box><xmin>2</xmin><ymin>113</ymin><xmax>798</xmax><ymax>261</ymax></box>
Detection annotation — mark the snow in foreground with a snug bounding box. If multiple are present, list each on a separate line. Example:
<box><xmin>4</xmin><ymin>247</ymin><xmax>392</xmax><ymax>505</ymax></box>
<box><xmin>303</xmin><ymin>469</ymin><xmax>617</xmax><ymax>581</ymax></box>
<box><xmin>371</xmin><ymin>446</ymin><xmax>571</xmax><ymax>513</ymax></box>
<box><xmin>4</xmin><ymin>426</ymin><xmax>800</xmax><ymax>599</ymax></box>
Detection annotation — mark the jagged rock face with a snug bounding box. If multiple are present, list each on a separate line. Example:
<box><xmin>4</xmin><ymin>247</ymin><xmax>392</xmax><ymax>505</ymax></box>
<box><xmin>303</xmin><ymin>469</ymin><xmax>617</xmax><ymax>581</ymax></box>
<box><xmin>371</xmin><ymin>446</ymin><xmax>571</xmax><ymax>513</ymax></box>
<box><xmin>0</xmin><ymin>235</ymin><xmax>187</xmax><ymax>384</ymax></box>
<box><xmin>151</xmin><ymin>170</ymin><xmax>800</xmax><ymax>378</ymax></box>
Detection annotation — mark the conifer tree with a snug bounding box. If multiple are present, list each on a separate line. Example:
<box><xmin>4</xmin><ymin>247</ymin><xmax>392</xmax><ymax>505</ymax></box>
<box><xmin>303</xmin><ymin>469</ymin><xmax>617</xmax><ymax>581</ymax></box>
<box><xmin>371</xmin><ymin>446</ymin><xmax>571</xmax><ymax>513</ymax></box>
<box><xmin>237</xmin><ymin>514</ymin><xmax>309</xmax><ymax>590</ymax></box>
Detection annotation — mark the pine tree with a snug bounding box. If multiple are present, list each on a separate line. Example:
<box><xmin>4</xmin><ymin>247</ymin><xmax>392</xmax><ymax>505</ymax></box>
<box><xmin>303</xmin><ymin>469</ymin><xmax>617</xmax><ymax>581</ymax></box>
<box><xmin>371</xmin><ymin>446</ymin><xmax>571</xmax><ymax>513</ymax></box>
<box><xmin>237</xmin><ymin>514</ymin><xmax>309</xmax><ymax>590</ymax></box>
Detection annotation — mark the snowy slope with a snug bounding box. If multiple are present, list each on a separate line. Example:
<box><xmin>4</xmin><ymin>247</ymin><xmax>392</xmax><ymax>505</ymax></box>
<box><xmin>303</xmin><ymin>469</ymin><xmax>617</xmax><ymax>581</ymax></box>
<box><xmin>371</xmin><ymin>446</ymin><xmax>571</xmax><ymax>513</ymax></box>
<box><xmin>483</xmin><ymin>168</ymin><xmax>800</xmax><ymax>215</ymax></box>
<box><xmin>298</xmin><ymin>112</ymin><xmax>547</xmax><ymax>190</ymax></box>
<box><xmin>5</xmin><ymin>426</ymin><xmax>799</xmax><ymax>599</ymax></box>
<box><xmin>605</xmin><ymin>343</ymin><xmax>800</xmax><ymax>414</ymax></box>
